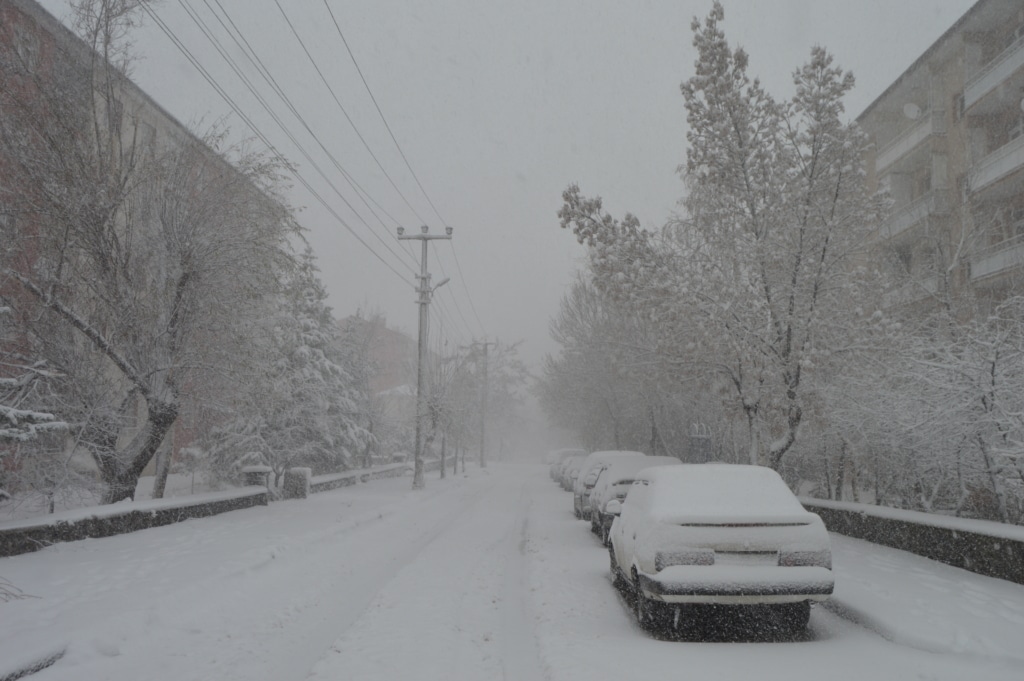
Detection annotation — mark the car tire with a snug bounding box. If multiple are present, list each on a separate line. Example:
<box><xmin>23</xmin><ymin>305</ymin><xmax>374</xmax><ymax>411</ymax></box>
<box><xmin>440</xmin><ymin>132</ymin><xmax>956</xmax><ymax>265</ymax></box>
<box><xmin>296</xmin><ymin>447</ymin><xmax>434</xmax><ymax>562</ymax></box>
<box><xmin>632</xmin><ymin>572</ymin><xmax>667</xmax><ymax>632</ymax></box>
<box><xmin>609</xmin><ymin>546</ymin><xmax>627</xmax><ymax>588</ymax></box>
<box><xmin>635</xmin><ymin>591</ymin><xmax>667</xmax><ymax>632</ymax></box>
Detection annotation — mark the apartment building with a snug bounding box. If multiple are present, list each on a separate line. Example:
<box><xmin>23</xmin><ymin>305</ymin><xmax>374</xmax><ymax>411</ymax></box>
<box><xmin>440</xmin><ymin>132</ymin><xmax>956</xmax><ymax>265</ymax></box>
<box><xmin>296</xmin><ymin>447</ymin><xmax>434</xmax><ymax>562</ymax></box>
<box><xmin>859</xmin><ymin>0</ymin><xmax>1024</xmax><ymax>316</ymax></box>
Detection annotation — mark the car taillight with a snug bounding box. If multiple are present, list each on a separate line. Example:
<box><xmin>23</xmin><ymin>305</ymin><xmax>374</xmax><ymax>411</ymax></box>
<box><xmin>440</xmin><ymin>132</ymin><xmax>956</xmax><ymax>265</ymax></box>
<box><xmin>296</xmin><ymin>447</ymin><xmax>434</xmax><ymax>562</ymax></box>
<box><xmin>779</xmin><ymin>550</ymin><xmax>832</xmax><ymax>569</ymax></box>
<box><xmin>654</xmin><ymin>549</ymin><xmax>715</xmax><ymax>570</ymax></box>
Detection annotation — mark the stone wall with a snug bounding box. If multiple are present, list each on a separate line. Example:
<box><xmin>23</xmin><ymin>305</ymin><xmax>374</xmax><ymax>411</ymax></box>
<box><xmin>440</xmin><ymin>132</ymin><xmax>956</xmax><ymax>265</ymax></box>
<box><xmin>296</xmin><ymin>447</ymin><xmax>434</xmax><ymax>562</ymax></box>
<box><xmin>802</xmin><ymin>498</ymin><xmax>1024</xmax><ymax>585</ymax></box>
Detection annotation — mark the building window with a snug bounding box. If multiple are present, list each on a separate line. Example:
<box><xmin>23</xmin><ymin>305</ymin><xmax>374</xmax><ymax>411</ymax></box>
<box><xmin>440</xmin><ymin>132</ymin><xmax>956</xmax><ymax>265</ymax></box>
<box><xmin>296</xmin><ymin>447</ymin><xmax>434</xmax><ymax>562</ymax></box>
<box><xmin>139</xmin><ymin>120</ymin><xmax>157</xmax><ymax>155</ymax></box>
<box><xmin>1011</xmin><ymin>207</ymin><xmax>1024</xmax><ymax>239</ymax></box>
<box><xmin>894</xmin><ymin>242</ymin><xmax>913</xmax><ymax>273</ymax></box>
<box><xmin>1005</xmin><ymin>24</ymin><xmax>1024</xmax><ymax>50</ymax></box>
<box><xmin>107</xmin><ymin>97</ymin><xmax>124</xmax><ymax>137</ymax></box>
<box><xmin>910</xmin><ymin>167</ymin><xmax>931</xmax><ymax>201</ymax></box>
<box><xmin>13</xmin><ymin>23</ymin><xmax>40</xmax><ymax>72</ymax></box>
<box><xmin>1010</xmin><ymin>115</ymin><xmax>1024</xmax><ymax>142</ymax></box>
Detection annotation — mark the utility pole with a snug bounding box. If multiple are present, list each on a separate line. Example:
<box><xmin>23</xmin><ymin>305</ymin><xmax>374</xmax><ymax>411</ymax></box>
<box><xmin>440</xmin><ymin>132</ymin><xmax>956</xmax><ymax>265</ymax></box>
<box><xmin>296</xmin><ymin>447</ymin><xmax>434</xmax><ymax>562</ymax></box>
<box><xmin>474</xmin><ymin>339</ymin><xmax>497</xmax><ymax>468</ymax></box>
<box><xmin>398</xmin><ymin>225</ymin><xmax>451</xmax><ymax>489</ymax></box>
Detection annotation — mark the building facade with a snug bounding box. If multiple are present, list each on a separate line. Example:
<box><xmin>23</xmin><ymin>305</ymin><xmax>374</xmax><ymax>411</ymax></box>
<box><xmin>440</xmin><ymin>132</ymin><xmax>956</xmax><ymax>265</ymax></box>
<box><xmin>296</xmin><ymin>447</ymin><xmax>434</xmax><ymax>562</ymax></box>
<box><xmin>859</xmin><ymin>0</ymin><xmax>1024</xmax><ymax>316</ymax></box>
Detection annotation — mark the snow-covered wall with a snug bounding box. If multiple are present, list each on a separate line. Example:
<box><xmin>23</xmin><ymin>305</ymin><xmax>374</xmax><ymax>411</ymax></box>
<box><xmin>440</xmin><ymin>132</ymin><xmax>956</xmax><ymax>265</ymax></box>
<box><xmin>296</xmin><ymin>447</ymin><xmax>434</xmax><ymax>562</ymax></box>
<box><xmin>0</xmin><ymin>464</ymin><xmax>423</xmax><ymax>557</ymax></box>
<box><xmin>0</xmin><ymin>487</ymin><xmax>269</xmax><ymax>558</ymax></box>
<box><xmin>801</xmin><ymin>497</ymin><xmax>1024</xmax><ymax>585</ymax></box>
<box><xmin>306</xmin><ymin>463</ymin><xmax>411</xmax><ymax>495</ymax></box>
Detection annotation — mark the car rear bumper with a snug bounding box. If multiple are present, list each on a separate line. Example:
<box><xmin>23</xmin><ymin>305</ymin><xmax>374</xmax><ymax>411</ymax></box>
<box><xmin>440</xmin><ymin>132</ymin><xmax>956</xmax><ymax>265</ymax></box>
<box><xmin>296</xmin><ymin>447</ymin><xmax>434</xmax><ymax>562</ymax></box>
<box><xmin>638</xmin><ymin>565</ymin><xmax>834</xmax><ymax>605</ymax></box>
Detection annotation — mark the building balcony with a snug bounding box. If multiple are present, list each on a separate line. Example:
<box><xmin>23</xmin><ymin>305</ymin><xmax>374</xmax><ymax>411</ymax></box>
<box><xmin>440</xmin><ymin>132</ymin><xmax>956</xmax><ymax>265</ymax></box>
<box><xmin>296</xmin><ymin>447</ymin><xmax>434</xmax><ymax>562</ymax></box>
<box><xmin>964</xmin><ymin>35</ymin><xmax>1024</xmax><ymax>111</ymax></box>
<box><xmin>970</xmin><ymin>234</ymin><xmax>1024</xmax><ymax>280</ymax></box>
<box><xmin>883</xmin><ymin>190</ymin><xmax>950</xmax><ymax>239</ymax></box>
<box><xmin>882</xmin><ymin>275</ymin><xmax>939</xmax><ymax>308</ymax></box>
<box><xmin>969</xmin><ymin>133</ymin><xmax>1024</xmax><ymax>194</ymax></box>
<box><xmin>875</xmin><ymin>110</ymin><xmax>945</xmax><ymax>172</ymax></box>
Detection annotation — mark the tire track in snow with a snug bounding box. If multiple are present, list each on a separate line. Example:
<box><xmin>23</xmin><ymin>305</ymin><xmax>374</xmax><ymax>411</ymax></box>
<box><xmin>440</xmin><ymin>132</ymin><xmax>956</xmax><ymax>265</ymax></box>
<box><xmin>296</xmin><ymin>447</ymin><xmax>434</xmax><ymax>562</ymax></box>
<box><xmin>499</xmin><ymin>481</ymin><xmax>549</xmax><ymax>681</ymax></box>
<box><xmin>307</xmin><ymin>466</ymin><xmax>540</xmax><ymax>681</ymax></box>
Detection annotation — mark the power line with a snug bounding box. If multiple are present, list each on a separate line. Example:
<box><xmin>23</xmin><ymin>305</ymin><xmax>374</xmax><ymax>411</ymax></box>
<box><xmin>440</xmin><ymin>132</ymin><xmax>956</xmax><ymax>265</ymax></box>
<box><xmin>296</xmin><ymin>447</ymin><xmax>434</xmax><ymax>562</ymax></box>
<box><xmin>431</xmin><ymin>252</ymin><xmax>476</xmax><ymax>338</ymax></box>
<box><xmin>152</xmin><ymin>1</ymin><xmax>487</xmax><ymax>337</ymax></box>
<box><xmin>142</xmin><ymin>2</ymin><xmax>414</xmax><ymax>284</ymax></box>
<box><xmin>208</xmin><ymin>0</ymin><xmax>407</xmax><ymax>232</ymax></box>
<box><xmin>321</xmin><ymin>0</ymin><xmax>445</xmax><ymax>227</ymax></box>
<box><xmin>273</xmin><ymin>0</ymin><xmax>429</xmax><ymax>228</ymax></box>
<box><xmin>449</xmin><ymin>242</ymin><xmax>487</xmax><ymax>335</ymax></box>
<box><xmin>197</xmin><ymin>0</ymin><xmax>419</xmax><ymax>272</ymax></box>
<box><xmin>321</xmin><ymin>1</ymin><xmax>488</xmax><ymax>337</ymax></box>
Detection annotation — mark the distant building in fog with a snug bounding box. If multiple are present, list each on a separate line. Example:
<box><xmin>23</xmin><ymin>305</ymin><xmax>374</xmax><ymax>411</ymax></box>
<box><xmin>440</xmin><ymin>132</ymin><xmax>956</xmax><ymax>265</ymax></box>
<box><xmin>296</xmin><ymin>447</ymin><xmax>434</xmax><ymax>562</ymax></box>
<box><xmin>859</xmin><ymin>0</ymin><xmax>1024</xmax><ymax>316</ymax></box>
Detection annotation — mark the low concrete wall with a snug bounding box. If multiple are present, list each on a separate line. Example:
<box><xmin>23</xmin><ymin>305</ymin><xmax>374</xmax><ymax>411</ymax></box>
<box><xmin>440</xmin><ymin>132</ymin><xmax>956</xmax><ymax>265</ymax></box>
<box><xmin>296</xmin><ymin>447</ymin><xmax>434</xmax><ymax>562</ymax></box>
<box><xmin>0</xmin><ymin>487</ymin><xmax>268</xmax><ymax>559</ymax></box>
<box><xmin>307</xmin><ymin>463</ymin><xmax>410</xmax><ymax>494</ymax></box>
<box><xmin>0</xmin><ymin>644</ymin><xmax>66</xmax><ymax>681</ymax></box>
<box><xmin>0</xmin><ymin>462</ymin><xmax>438</xmax><ymax>559</ymax></box>
<box><xmin>802</xmin><ymin>497</ymin><xmax>1024</xmax><ymax>585</ymax></box>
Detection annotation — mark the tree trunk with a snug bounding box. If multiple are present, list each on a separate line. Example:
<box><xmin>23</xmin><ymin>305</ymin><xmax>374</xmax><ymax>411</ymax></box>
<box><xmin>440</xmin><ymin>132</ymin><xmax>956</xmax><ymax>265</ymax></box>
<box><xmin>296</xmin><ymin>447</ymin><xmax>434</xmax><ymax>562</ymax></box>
<box><xmin>846</xmin><ymin>440</ymin><xmax>860</xmax><ymax>503</ymax></box>
<box><xmin>977</xmin><ymin>434</ymin><xmax>1010</xmax><ymax>523</ymax></box>
<box><xmin>440</xmin><ymin>431</ymin><xmax>447</xmax><ymax>480</ymax></box>
<box><xmin>99</xmin><ymin>398</ymin><xmax>178</xmax><ymax>504</ymax></box>
<box><xmin>746</xmin><ymin>408</ymin><xmax>759</xmax><ymax>466</ymax></box>
<box><xmin>836</xmin><ymin>441</ymin><xmax>847</xmax><ymax>502</ymax></box>
<box><xmin>152</xmin><ymin>447</ymin><xmax>171</xmax><ymax>499</ymax></box>
<box><xmin>649</xmin><ymin>406</ymin><xmax>658</xmax><ymax>456</ymax></box>
<box><xmin>822</xmin><ymin>446</ymin><xmax>833</xmax><ymax>500</ymax></box>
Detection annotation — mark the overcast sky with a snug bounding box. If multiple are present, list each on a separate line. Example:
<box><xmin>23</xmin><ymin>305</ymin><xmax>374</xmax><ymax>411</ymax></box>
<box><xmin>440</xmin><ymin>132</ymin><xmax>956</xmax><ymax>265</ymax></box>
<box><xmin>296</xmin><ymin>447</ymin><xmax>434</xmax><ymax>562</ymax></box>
<box><xmin>39</xmin><ymin>0</ymin><xmax>977</xmax><ymax>370</ymax></box>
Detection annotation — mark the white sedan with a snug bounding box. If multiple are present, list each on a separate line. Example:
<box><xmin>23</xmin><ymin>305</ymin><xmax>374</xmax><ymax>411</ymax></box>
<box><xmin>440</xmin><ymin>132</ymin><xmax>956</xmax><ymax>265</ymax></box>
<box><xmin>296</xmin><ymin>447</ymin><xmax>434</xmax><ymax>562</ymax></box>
<box><xmin>588</xmin><ymin>455</ymin><xmax>682</xmax><ymax>543</ymax></box>
<box><xmin>608</xmin><ymin>464</ymin><xmax>833</xmax><ymax>633</ymax></box>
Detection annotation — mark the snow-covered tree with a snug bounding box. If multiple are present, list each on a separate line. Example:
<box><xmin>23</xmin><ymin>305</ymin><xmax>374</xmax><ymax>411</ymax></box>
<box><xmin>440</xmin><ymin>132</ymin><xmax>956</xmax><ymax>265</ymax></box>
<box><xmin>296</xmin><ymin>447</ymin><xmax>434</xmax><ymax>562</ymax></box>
<box><xmin>841</xmin><ymin>300</ymin><xmax>1024</xmax><ymax>522</ymax></box>
<box><xmin>0</xmin><ymin>308</ymin><xmax>65</xmax><ymax>444</ymax></box>
<box><xmin>538</xmin><ymin>274</ymin><xmax>732</xmax><ymax>459</ymax></box>
<box><xmin>0</xmin><ymin>1</ymin><xmax>297</xmax><ymax>502</ymax></box>
<box><xmin>205</xmin><ymin>247</ymin><xmax>373</xmax><ymax>485</ymax></box>
<box><xmin>558</xmin><ymin>3</ymin><xmax>883</xmax><ymax>471</ymax></box>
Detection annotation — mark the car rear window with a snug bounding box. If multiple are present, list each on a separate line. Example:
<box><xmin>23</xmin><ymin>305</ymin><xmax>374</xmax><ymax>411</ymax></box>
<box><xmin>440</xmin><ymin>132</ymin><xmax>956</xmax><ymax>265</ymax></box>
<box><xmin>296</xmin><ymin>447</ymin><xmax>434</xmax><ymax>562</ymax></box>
<box><xmin>648</xmin><ymin>465</ymin><xmax>808</xmax><ymax>520</ymax></box>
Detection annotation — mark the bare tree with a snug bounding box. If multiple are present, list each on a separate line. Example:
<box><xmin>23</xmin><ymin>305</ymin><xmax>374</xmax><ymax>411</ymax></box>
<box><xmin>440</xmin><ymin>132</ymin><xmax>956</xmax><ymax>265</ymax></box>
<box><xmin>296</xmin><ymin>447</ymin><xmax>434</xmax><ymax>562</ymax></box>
<box><xmin>0</xmin><ymin>1</ymin><xmax>297</xmax><ymax>503</ymax></box>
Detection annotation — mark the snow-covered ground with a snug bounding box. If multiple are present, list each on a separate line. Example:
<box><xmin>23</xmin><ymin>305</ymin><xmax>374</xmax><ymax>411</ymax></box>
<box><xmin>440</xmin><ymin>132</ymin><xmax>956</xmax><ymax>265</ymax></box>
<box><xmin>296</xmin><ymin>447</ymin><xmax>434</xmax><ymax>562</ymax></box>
<box><xmin>2</xmin><ymin>463</ymin><xmax>1023</xmax><ymax>680</ymax></box>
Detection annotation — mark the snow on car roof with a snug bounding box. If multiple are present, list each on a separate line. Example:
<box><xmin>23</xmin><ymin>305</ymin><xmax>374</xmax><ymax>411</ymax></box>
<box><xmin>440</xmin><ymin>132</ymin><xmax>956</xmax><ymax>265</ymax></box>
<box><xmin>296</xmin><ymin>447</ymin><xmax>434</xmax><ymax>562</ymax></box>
<box><xmin>600</xmin><ymin>455</ymin><xmax>681</xmax><ymax>484</ymax></box>
<box><xmin>645</xmin><ymin>464</ymin><xmax>811</xmax><ymax>522</ymax></box>
<box><xmin>577</xmin><ymin>450</ymin><xmax>647</xmax><ymax>475</ymax></box>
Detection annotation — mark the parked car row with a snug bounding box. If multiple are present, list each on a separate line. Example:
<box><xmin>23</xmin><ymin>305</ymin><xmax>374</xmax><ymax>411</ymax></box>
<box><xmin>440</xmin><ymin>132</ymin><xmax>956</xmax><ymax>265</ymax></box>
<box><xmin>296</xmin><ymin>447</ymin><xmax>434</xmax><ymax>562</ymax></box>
<box><xmin>549</xmin><ymin>449</ymin><xmax>587</xmax><ymax>492</ymax></box>
<box><xmin>550</xmin><ymin>451</ymin><xmax>834</xmax><ymax>635</ymax></box>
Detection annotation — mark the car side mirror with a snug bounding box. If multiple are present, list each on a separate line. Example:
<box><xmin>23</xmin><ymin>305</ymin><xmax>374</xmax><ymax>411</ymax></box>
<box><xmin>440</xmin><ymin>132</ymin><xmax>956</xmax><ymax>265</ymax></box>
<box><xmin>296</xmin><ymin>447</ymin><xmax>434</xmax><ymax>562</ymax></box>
<box><xmin>605</xmin><ymin>499</ymin><xmax>623</xmax><ymax>516</ymax></box>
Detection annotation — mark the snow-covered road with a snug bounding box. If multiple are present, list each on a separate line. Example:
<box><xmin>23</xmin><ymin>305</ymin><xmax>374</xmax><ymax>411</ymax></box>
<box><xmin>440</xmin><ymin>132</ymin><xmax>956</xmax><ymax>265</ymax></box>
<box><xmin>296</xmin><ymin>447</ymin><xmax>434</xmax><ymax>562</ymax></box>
<box><xmin>2</xmin><ymin>464</ymin><xmax>1023</xmax><ymax>680</ymax></box>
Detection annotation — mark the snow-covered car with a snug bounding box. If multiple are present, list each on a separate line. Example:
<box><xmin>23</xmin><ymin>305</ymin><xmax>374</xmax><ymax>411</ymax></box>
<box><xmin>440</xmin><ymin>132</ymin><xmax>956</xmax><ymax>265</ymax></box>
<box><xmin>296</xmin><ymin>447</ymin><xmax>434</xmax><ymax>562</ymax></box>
<box><xmin>548</xmin><ymin>448</ymin><xmax>586</xmax><ymax>480</ymax></box>
<box><xmin>608</xmin><ymin>464</ymin><xmax>834</xmax><ymax>633</ymax></box>
<box><xmin>588</xmin><ymin>456</ymin><xmax>682</xmax><ymax>543</ymax></box>
<box><xmin>558</xmin><ymin>454</ymin><xmax>587</xmax><ymax>491</ymax></box>
<box><xmin>573</xmin><ymin>450</ymin><xmax>646</xmax><ymax>519</ymax></box>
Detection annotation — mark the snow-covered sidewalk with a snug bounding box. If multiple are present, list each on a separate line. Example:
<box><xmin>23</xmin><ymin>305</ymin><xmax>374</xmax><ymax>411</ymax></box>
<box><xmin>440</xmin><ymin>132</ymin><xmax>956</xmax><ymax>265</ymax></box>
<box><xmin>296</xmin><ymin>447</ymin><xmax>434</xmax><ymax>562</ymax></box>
<box><xmin>827</xmin><ymin>533</ymin><xmax>1024</xmax><ymax>660</ymax></box>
